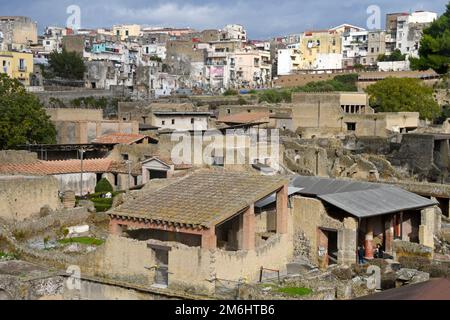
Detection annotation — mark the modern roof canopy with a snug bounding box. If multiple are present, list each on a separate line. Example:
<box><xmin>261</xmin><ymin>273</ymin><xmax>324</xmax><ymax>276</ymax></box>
<box><xmin>291</xmin><ymin>176</ymin><xmax>437</xmax><ymax>218</ymax></box>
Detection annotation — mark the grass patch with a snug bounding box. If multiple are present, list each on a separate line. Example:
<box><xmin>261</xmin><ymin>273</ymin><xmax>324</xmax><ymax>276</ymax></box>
<box><xmin>0</xmin><ymin>251</ymin><xmax>17</xmax><ymax>260</ymax></box>
<box><xmin>58</xmin><ymin>237</ymin><xmax>104</xmax><ymax>246</ymax></box>
<box><xmin>276</xmin><ymin>287</ymin><xmax>313</xmax><ymax>297</ymax></box>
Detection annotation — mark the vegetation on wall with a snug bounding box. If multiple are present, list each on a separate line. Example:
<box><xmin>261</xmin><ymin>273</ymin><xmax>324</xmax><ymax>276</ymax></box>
<box><xmin>257</xmin><ymin>73</ymin><xmax>359</xmax><ymax>103</ymax></box>
<box><xmin>377</xmin><ymin>49</ymin><xmax>407</xmax><ymax>62</ymax></box>
<box><xmin>366</xmin><ymin>77</ymin><xmax>440</xmax><ymax>120</ymax></box>
<box><xmin>223</xmin><ymin>89</ymin><xmax>239</xmax><ymax>96</ymax></box>
<box><xmin>410</xmin><ymin>2</ymin><xmax>450</xmax><ymax>74</ymax></box>
<box><xmin>71</xmin><ymin>96</ymin><xmax>109</xmax><ymax>109</ymax></box>
<box><xmin>0</xmin><ymin>74</ymin><xmax>56</xmax><ymax>149</ymax></box>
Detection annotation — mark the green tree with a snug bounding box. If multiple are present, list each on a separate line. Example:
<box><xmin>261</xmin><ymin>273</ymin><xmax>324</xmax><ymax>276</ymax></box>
<box><xmin>95</xmin><ymin>178</ymin><xmax>114</xmax><ymax>193</ymax></box>
<box><xmin>47</xmin><ymin>48</ymin><xmax>86</xmax><ymax>80</ymax></box>
<box><xmin>366</xmin><ymin>77</ymin><xmax>440</xmax><ymax>120</ymax></box>
<box><xmin>0</xmin><ymin>74</ymin><xmax>56</xmax><ymax>149</ymax></box>
<box><xmin>378</xmin><ymin>49</ymin><xmax>407</xmax><ymax>62</ymax></box>
<box><xmin>410</xmin><ymin>2</ymin><xmax>450</xmax><ymax>74</ymax></box>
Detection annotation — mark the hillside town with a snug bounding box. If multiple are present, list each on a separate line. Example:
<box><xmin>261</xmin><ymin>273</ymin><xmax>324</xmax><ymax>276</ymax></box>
<box><xmin>1</xmin><ymin>1</ymin><xmax>450</xmax><ymax>302</ymax></box>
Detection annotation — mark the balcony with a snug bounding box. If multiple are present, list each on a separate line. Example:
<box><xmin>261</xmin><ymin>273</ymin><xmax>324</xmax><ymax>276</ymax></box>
<box><xmin>18</xmin><ymin>66</ymin><xmax>27</xmax><ymax>72</ymax></box>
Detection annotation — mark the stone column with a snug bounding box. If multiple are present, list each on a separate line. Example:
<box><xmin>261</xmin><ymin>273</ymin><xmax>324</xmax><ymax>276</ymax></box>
<box><xmin>276</xmin><ymin>184</ymin><xmax>288</xmax><ymax>234</ymax></box>
<box><xmin>201</xmin><ymin>228</ymin><xmax>217</xmax><ymax>250</ymax></box>
<box><xmin>242</xmin><ymin>204</ymin><xmax>255</xmax><ymax>250</ymax></box>
<box><xmin>338</xmin><ymin>217</ymin><xmax>358</xmax><ymax>266</ymax></box>
<box><xmin>364</xmin><ymin>218</ymin><xmax>374</xmax><ymax>259</ymax></box>
<box><xmin>384</xmin><ymin>216</ymin><xmax>394</xmax><ymax>254</ymax></box>
<box><xmin>419</xmin><ymin>207</ymin><xmax>435</xmax><ymax>249</ymax></box>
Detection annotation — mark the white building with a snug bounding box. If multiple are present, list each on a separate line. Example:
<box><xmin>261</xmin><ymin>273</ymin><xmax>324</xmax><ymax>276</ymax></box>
<box><xmin>42</xmin><ymin>26</ymin><xmax>68</xmax><ymax>53</ymax></box>
<box><xmin>222</xmin><ymin>24</ymin><xmax>247</xmax><ymax>42</ymax></box>
<box><xmin>396</xmin><ymin>11</ymin><xmax>437</xmax><ymax>58</ymax></box>
<box><xmin>277</xmin><ymin>47</ymin><xmax>301</xmax><ymax>75</ymax></box>
<box><xmin>314</xmin><ymin>53</ymin><xmax>343</xmax><ymax>70</ymax></box>
<box><xmin>151</xmin><ymin>111</ymin><xmax>211</xmax><ymax>131</ymax></box>
<box><xmin>342</xmin><ymin>29</ymin><xmax>368</xmax><ymax>66</ymax></box>
<box><xmin>142</xmin><ymin>43</ymin><xmax>166</xmax><ymax>60</ymax></box>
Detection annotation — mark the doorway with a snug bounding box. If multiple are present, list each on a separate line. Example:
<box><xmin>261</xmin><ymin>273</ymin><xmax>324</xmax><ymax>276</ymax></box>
<box><xmin>318</xmin><ymin>228</ymin><xmax>338</xmax><ymax>268</ymax></box>
<box><xmin>151</xmin><ymin>245</ymin><xmax>169</xmax><ymax>287</ymax></box>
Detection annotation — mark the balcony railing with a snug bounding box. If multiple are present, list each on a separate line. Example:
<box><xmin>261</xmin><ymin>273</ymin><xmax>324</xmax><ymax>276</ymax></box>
<box><xmin>18</xmin><ymin>66</ymin><xmax>27</xmax><ymax>72</ymax></box>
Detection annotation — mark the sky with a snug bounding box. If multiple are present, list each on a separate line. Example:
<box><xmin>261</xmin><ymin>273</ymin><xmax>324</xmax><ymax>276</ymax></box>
<box><xmin>1</xmin><ymin>0</ymin><xmax>448</xmax><ymax>39</ymax></box>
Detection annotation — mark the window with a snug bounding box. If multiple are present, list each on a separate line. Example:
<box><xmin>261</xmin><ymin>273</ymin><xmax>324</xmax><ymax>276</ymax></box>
<box><xmin>125</xmin><ymin>30</ymin><xmax>129</xmax><ymax>36</ymax></box>
<box><xmin>227</xmin><ymin>108</ymin><xmax>231</xmax><ymax>114</ymax></box>
<box><xmin>191</xmin><ymin>118</ymin><xmax>194</xmax><ymax>124</ymax></box>
<box><xmin>346</xmin><ymin>122</ymin><xmax>356</xmax><ymax>131</ymax></box>
<box><xmin>162</xmin><ymin>120</ymin><xmax>165</xmax><ymax>125</ymax></box>
<box><xmin>121</xmin><ymin>154</ymin><xmax>129</xmax><ymax>161</ymax></box>
<box><xmin>171</xmin><ymin>119</ymin><xmax>175</xmax><ymax>125</ymax></box>
<box><xmin>18</xmin><ymin>59</ymin><xmax>25</xmax><ymax>71</ymax></box>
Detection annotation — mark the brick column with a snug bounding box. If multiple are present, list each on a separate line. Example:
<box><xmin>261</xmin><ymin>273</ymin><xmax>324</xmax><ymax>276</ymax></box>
<box><xmin>365</xmin><ymin>219</ymin><xmax>374</xmax><ymax>259</ymax></box>
<box><xmin>201</xmin><ymin>228</ymin><xmax>217</xmax><ymax>250</ymax></box>
<box><xmin>276</xmin><ymin>184</ymin><xmax>288</xmax><ymax>234</ymax></box>
<box><xmin>242</xmin><ymin>204</ymin><xmax>255</xmax><ymax>250</ymax></box>
<box><xmin>109</xmin><ymin>218</ymin><xmax>123</xmax><ymax>236</ymax></box>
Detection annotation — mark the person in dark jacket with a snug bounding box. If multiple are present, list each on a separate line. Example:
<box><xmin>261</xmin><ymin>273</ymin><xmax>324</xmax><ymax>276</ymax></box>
<box><xmin>357</xmin><ymin>246</ymin><xmax>365</xmax><ymax>265</ymax></box>
<box><xmin>375</xmin><ymin>244</ymin><xmax>384</xmax><ymax>259</ymax></box>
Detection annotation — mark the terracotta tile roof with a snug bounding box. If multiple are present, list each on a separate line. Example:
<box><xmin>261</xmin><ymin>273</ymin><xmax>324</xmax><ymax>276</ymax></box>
<box><xmin>217</xmin><ymin>112</ymin><xmax>270</xmax><ymax>125</ymax></box>
<box><xmin>92</xmin><ymin>133</ymin><xmax>149</xmax><ymax>145</ymax></box>
<box><xmin>111</xmin><ymin>170</ymin><xmax>288</xmax><ymax>229</ymax></box>
<box><xmin>0</xmin><ymin>159</ymin><xmax>114</xmax><ymax>175</ymax></box>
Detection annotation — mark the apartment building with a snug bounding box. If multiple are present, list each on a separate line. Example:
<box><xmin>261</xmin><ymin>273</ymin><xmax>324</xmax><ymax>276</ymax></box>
<box><xmin>0</xmin><ymin>50</ymin><xmax>33</xmax><ymax>85</ymax></box>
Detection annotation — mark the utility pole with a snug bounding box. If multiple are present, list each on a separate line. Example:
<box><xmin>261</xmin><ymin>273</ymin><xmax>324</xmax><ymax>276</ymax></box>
<box><xmin>127</xmin><ymin>160</ymin><xmax>132</xmax><ymax>191</ymax></box>
<box><xmin>79</xmin><ymin>148</ymin><xmax>84</xmax><ymax>197</ymax></box>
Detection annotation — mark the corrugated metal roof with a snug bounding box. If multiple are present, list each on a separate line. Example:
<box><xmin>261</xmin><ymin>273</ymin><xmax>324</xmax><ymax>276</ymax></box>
<box><xmin>319</xmin><ymin>188</ymin><xmax>437</xmax><ymax>218</ymax></box>
<box><xmin>255</xmin><ymin>187</ymin><xmax>303</xmax><ymax>208</ymax></box>
<box><xmin>291</xmin><ymin>176</ymin><xmax>437</xmax><ymax>218</ymax></box>
<box><xmin>291</xmin><ymin>176</ymin><xmax>379</xmax><ymax>196</ymax></box>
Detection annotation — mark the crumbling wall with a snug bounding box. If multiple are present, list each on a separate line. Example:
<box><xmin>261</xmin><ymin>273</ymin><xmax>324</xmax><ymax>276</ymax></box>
<box><xmin>0</xmin><ymin>150</ymin><xmax>38</xmax><ymax>164</ymax></box>
<box><xmin>291</xmin><ymin>196</ymin><xmax>344</xmax><ymax>265</ymax></box>
<box><xmin>81</xmin><ymin>232</ymin><xmax>293</xmax><ymax>296</ymax></box>
<box><xmin>81</xmin><ymin>235</ymin><xmax>155</xmax><ymax>285</ymax></box>
<box><xmin>0</xmin><ymin>175</ymin><xmax>61</xmax><ymax>222</ymax></box>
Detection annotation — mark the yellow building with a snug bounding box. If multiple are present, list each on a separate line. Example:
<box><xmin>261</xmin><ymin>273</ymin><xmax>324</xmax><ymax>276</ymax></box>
<box><xmin>0</xmin><ymin>51</ymin><xmax>33</xmax><ymax>85</ymax></box>
<box><xmin>300</xmin><ymin>30</ymin><xmax>342</xmax><ymax>69</ymax></box>
<box><xmin>300</xmin><ymin>24</ymin><xmax>364</xmax><ymax>70</ymax></box>
<box><xmin>112</xmin><ymin>24</ymin><xmax>141</xmax><ymax>40</ymax></box>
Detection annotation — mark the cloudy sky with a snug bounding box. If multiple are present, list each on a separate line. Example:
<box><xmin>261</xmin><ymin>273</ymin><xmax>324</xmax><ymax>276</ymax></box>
<box><xmin>3</xmin><ymin>0</ymin><xmax>448</xmax><ymax>39</ymax></box>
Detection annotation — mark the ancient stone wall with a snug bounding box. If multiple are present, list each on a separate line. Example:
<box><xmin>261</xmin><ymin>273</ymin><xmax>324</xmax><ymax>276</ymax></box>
<box><xmin>0</xmin><ymin>175</ymin><xmax>61</xmax><ymax>222</ymax></box>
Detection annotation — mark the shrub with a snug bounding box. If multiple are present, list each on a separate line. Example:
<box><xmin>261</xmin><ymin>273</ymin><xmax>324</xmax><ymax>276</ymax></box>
<box><xmin>238</xmin><ymin>96</ymin><xmax>248</xmax><ymax>105</ymax></box>
<box><xmin>398</xmin><ymin>256</ymin><xmax>431</xmax><ymax>271</ymax></box>
<box><xmin>422</xmin><ymin>264</ymin><xmax>450</xmax><ymax>278</ymax></box>
<box><xmin>95</xmin><ymin>178</ymin><xmax>113</xmax><ymax>193</ymax></box>
<box><xmin>223</xmin><ymin>89</ymin><xmax>238</xmax><ymax>96</ymax></box>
